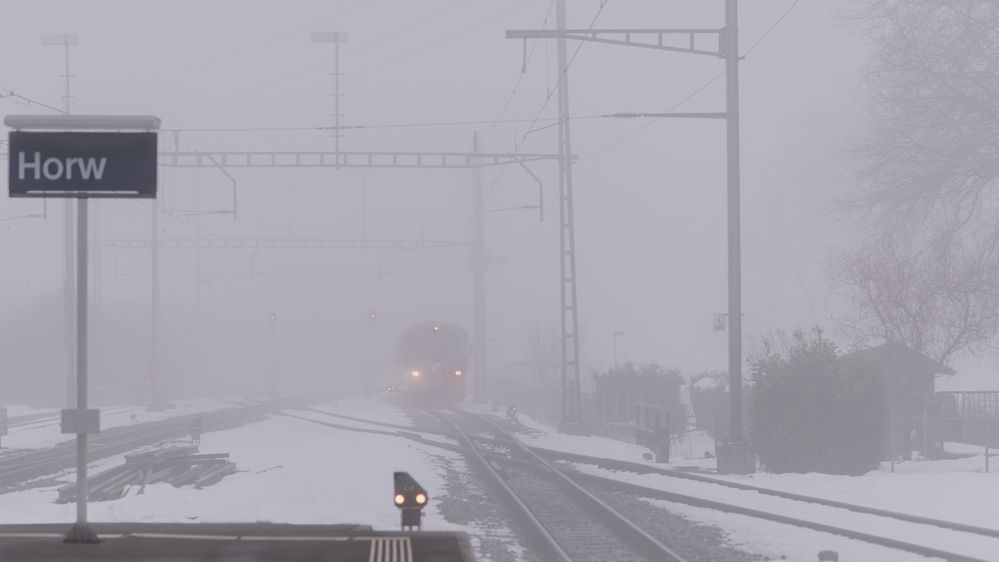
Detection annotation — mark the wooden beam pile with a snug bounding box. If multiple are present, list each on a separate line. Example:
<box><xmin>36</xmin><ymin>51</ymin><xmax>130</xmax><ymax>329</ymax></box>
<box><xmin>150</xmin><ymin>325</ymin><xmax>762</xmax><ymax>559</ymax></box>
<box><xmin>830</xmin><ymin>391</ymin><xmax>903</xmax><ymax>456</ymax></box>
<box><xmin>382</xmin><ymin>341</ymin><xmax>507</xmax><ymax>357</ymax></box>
<box><xmin>58</xmin><ymin>446</ymin><xmax>236</xmax><ymax>503</ymax></box>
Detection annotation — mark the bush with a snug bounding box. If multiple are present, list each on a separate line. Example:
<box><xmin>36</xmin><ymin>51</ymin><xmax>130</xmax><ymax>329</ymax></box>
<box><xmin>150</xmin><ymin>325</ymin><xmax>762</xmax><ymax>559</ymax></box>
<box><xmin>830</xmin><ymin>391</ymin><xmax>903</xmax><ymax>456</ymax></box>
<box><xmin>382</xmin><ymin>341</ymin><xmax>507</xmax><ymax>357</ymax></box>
<box><xmin>593</xmin><ymin>362</ymin><xmax>687</xmax><ymax>428</ymax></box>
<box><xmin>689</xmin><ymin>372</ymin><xmax>754</xmax><ymax>440</ymax></box>
<box><xmin>750</xmin><ymin>329</ymin><xmax>886</xmax><ymax>475</ymax></box>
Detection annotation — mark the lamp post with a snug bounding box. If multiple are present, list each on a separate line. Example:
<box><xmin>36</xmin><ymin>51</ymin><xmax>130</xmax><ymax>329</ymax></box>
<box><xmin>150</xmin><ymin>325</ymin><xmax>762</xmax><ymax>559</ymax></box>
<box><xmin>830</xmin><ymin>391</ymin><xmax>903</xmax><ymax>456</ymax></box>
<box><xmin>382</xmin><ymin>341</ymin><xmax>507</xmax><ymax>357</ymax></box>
<box><xmin>268</xmin><ymin>312</ymin><xmax>277</xmax><ymax>397</ymax></box>
<box><xmin>612</xmin><ymin>331</ymin><xmax>624</xmax><ymax>369</ymax></box>
<box><xmin>41</xmin><ymin>33</ymin><xmax>77</xmax><ymax>409</ymax></box>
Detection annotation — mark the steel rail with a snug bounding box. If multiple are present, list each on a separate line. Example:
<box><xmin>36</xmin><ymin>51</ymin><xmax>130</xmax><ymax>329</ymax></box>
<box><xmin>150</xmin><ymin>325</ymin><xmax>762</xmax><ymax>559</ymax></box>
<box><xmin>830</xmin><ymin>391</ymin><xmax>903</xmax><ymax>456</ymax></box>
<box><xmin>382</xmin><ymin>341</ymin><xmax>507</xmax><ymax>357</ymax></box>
<box><xmin>532</xmin><ymin>446</ymin><xmax>999</xmax><ymax>540</ymax></box>
<box><xmin>438</xmin><ymin>413</ymin><xmax>574</xmax><ymax>562</ymax></box>
<box><xmin>445</xmin><ymin>411</ymin><xmax>688</xmax><ymax>562</ymax></box>
<box><xmin>565</xmin><ymin>470</ymin><xmax>990</xmax><ymax>562</ymax></box>
<box><xmin>0</xmin><ymin>404</ymin><xmax>270</xmax><ymax>491</ymax></box>
<box><xmin>465</xmin><ymin>413</ymin><xmax>994</xmax><ymax>562</ymax></box>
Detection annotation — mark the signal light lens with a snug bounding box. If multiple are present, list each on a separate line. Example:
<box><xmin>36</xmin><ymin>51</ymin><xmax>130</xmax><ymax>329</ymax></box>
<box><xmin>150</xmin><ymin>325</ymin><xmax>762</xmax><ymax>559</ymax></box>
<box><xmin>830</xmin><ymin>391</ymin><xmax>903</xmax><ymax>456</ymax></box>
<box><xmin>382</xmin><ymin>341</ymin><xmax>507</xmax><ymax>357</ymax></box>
<box><xmin>411</xmin><ymin>370</ymin><xmax>420</xmax><ymax>377</ymax></box>
<box><xmin>415</xmin><ymin>493</ymin><xmax>427</xmax><ymax>505</ymax></box>
<box><xmin>433</xmin><ymin>325</ymin><xmax>440</xmax><ymax>332</ymax></box>
<box><xmin>394</xmin><ymin>494</ymin><xmax>405</xmax><ymax>506</ymax></box>
<box><xmin>454</xmin><ymin>370</ymin><xmax>463</xmax><ymax>377</ymax></box>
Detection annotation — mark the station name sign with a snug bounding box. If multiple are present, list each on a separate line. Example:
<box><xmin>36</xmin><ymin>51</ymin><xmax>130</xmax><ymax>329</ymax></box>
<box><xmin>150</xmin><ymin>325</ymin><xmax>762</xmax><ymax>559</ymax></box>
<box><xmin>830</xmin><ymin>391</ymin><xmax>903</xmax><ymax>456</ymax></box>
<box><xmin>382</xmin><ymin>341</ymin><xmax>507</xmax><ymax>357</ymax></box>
<box><xmin>8</xmin><ymin>130</ymin><xmax>157</xmax><ymax>198</ymax></box>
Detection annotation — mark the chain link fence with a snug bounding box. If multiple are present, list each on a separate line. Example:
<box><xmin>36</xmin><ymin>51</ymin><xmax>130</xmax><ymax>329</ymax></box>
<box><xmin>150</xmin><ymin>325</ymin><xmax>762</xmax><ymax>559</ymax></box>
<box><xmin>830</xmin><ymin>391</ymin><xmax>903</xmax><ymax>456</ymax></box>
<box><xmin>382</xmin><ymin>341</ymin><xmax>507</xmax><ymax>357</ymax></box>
<box><xmin>883</xmin><ymin>414</ymin><xmax>995</xmax><ymax>473</ymax></box>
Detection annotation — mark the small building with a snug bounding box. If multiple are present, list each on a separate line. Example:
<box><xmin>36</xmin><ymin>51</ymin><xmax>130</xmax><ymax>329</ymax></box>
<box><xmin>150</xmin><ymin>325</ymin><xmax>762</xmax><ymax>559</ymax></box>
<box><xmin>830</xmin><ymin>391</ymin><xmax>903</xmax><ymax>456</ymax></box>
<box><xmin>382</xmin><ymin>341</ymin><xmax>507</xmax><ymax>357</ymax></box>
<box><xmin>592</xmin><ymin>365</ymin><xmax>684</xmax><ymax>439</ymax></box>
<box><xmin>847</xmin><ymin>341</ymin><xmax>955</xmax><ymax>460</ymax></box>
<box><xmin>847</xmin><ymin>341</ymin><xmax>955</xmax><ymax>414</ymax></box>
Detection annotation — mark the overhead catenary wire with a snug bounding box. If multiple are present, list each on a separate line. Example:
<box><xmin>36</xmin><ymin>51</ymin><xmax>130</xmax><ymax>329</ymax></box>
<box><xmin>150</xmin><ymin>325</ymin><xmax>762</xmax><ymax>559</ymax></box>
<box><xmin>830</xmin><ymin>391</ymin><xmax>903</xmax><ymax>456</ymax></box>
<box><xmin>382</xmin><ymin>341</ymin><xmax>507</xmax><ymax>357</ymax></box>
<box><xmin>345</xmin><ymin>0</ymin><xmax>476</xmax><ymax>57</ymax></box>
<box><xmin>360</xmin><ymin>0</ymin><xmax>537</xmax><ymax>74</ymax></box>
<box><xmin>580</xmin><ymin>0</ymin><xmax>804</xmax><ymax>161</ymax></box>
<box><xmin>479</xmin><ymin>0</ymin><xmax>612</xmax><ymax>210</ymax></box>
<box><xmin>0</xmin><ymin>87</ymin><xmax>67</xmax><ymax>115</ymax></box>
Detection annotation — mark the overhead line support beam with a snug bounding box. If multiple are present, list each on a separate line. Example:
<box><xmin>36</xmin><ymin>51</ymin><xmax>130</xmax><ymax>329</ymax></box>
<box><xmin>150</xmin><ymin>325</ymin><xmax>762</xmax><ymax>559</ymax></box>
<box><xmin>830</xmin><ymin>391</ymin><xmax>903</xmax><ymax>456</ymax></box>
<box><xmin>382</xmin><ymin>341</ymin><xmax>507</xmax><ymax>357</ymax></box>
<box><xmin>506</xmin><ymin>28</ymin><xmax>723</xmax><ymax>57</ymax></box>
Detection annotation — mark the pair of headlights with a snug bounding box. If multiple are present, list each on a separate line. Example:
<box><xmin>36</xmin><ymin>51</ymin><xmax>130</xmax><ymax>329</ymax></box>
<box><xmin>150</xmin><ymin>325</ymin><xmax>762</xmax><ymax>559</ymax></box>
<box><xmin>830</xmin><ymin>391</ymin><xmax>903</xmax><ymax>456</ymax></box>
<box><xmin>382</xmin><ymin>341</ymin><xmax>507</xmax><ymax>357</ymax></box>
<box><xmin>410</xmin><ymin>370</ymin><xmax>463</xmax><ymax>377</ymax></box>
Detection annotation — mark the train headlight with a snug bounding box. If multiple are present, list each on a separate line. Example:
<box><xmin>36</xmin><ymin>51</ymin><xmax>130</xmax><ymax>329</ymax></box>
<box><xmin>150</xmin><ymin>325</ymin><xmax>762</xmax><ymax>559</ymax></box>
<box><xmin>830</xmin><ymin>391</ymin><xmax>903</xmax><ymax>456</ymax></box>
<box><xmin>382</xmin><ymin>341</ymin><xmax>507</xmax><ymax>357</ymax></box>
<box><xmin>454</xmin><ymin>370</ymin><xmax>463</xmax><ymax>377</ymax></box>
<box><xmin>415</xmin><ymin>493</ymin><xmax>427</xmax><ymax>505</ymax></box>
<box><xmin>411</xmin><ymin>370</ymin><xmax>420</xmax><ymax>378</ymax></box>
<box><xmin>394</xmin><ymin>493</ymin><xmax>406</xmax><ymax>506</ymax></box>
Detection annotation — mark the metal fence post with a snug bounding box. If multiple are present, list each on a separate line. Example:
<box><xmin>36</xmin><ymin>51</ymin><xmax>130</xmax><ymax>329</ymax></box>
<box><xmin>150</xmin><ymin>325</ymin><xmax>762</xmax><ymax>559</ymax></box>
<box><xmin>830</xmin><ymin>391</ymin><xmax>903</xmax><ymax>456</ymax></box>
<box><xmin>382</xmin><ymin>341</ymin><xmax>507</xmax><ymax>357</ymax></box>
<box><xmin>986</xmin><ymin>413</ymin><xmax>991</xmax><ymax>474</ymax></box>
<box><xmin>666</xmin><ymin>409</ymin><xmax>671</xmax><ymax>463</ymax></box>
<box><xmin>889</xmin><ymin>414</ymin><xmax>895</xmax><ymax>473</ymax></box>
<box><xmin>921</xmin><ymin>410</ymin><xmax>928</xmax><ymax>458</ymax></box>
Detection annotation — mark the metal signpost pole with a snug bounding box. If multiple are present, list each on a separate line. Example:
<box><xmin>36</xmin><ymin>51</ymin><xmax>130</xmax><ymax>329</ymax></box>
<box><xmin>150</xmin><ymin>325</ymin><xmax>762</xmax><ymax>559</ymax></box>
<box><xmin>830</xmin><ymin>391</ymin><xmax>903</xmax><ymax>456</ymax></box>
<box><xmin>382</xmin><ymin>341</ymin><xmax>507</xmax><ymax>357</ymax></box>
<box><xmin>67</xmin><ymin>195</ymin><xmax>96</xmax><ymax>543</ymax></box>
<box><xmin>151</xmin><ymin>199</ymin><xmax>161</xmax><ymax>407</ymax></box>
<box><xmin>6</xmin><ymin>113</ymin><xmax>160</xmax><ymax>543</ymax></box>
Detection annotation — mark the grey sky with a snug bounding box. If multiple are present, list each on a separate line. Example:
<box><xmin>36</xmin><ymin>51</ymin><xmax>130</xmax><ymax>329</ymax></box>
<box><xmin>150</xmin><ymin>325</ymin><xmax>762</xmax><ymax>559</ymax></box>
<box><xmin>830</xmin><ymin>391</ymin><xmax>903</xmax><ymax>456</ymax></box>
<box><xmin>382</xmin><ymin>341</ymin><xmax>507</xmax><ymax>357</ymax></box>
<box><xmin>0</xmin><ymin>1</ymin><xmax>882</xmax><ymax>401</ymax></box>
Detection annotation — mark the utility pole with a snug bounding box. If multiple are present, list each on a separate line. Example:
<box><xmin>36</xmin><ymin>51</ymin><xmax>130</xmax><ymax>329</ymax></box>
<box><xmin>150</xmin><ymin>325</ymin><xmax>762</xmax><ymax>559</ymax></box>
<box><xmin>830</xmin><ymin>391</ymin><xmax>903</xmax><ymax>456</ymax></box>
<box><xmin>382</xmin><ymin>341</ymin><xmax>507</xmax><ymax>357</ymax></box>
<box><xmin>42</xmin><ymin>34</ymin><xmax>77</xmax><ymax>408</ymax></box>
<box><xmin>612</xmin><ymin>330</ymin><xmax>624</xmax><ymax>369</ymax></box>
<box><xmin>311</xmin><ymin>32</ymin><xmax>347</xmax><ymax>162</ymax></box>
<box><xmin>471</xmin><ymin>132</ymin><xmax>488</xmax><ymax>403</ymax></box>
<box><xmin>723</xmin><ymin>0</ymin><xmax>745</xmax><ymax>449</ymax></box>
<box><xmin>507</xmin><ymin>1</ymin><xmax>753</xmax><ymax>468</ymax></box>
<box><xmin>268</xmin><ymin>312</ymin><xmax>278</xmax><ymax>397</ymax></box>
<box><xmin>555</xmin><ymin>0</ymin><xmax>583</xmax><ymax>431</ymax></box>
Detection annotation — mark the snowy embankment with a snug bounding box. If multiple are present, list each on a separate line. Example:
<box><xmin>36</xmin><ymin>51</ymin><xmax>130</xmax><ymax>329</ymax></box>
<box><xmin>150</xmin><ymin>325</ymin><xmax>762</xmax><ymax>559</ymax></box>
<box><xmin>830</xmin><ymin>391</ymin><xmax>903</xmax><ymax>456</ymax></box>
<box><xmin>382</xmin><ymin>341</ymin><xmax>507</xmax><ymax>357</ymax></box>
<box><xmin>0</xmin><ymin>396</ymin><xmax>493</xmax><ymax>553</ymax></box>
<box><xmin>0</xmin><ymin>399</ymin><xmax>236</xmax><ymax>452</ymax></box>
<box><xmin>504</xmin><ymin>407</ymin><xmax>999</xmax><ymax>530</ymax></box>
<box><xmin>486</xmin><ymin>407</ymin><xmax>999</xmax><ymax>562</ymax></box>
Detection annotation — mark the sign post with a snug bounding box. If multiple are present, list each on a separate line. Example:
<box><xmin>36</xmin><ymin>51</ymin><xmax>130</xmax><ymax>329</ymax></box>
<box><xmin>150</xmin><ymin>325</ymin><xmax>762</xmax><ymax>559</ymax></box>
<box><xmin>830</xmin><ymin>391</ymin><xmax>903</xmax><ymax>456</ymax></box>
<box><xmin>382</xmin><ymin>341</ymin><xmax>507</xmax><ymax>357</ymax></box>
<box><xmin>5</xmin><ymin>114</ymin><xmax>159</xmax><ymax>543</ymax></box>
<box><xmin>0</xmin><ymin>406</ymin><xmax>7</xmax><ymax>449</ymax></box>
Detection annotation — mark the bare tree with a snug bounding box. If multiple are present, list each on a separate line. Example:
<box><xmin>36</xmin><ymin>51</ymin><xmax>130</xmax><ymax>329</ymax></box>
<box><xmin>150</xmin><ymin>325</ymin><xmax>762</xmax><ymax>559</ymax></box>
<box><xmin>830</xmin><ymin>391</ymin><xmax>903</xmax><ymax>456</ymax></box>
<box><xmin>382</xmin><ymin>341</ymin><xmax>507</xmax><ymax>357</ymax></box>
<box><xmin>836</xmin><ymin>229</ymin><xmax>999</xmax><ymax>365</ymax></box>
<box><xmin>519</xmin><ymin>323</ymin><xmax>561</xmax><ymax>388</ymax></box>
<box><xmin>835</xmin><ymin>2</ymin><xmax>999</xmax><ymax>364</ymax></box>
<box><xmin>854</xmin><ymin>1</ymin><xmax>999</xmax><ymax>227</ymax></box>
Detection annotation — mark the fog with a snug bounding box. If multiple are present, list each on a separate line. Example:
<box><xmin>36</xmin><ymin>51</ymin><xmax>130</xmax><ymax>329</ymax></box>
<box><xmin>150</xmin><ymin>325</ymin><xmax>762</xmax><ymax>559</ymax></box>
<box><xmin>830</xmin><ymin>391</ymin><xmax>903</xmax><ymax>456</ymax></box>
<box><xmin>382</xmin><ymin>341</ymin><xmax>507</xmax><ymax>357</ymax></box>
<box><xmin>0</xmin><ymin>1</ymin><xmax>875</xmax><ymax>407</ymax></box>
<box><xmin>5</xmin><ymin>3</ymin><xmax>999</xmax><ymax>561</ymax></box>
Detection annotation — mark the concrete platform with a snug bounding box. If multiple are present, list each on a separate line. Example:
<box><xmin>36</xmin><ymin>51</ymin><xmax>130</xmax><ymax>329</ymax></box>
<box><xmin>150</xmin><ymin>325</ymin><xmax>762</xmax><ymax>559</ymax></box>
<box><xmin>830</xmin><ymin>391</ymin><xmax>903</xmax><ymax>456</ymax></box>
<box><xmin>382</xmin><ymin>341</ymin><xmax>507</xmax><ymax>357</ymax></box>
<box><xmin>0</xmin><ymin>523</ymin><xmax>476</xmax><ymax>561</ymax></box>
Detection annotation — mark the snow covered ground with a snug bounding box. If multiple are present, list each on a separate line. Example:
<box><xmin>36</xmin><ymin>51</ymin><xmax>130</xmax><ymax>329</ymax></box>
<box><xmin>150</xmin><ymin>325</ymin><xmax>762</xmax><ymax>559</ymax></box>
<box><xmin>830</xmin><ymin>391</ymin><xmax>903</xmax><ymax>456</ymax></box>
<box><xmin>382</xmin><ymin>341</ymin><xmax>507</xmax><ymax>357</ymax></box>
<box><xmin>8</xmin><ymin>396</ymin><xmax>993</xmax><ymax>561</ymax></box>
<box><xmin>0</xmin><ymin>399</ymin><xmax>237</xmax><ymax>452</ymax></box>
<box><xmin>493</xmin><ymin>408</ymin><xmax>999</xmax><ymax>561</ymax></box>
<box><xmin>0</xmin><ymin>396</ymin><xmax>512</xmax><ymax>560</ymax></box>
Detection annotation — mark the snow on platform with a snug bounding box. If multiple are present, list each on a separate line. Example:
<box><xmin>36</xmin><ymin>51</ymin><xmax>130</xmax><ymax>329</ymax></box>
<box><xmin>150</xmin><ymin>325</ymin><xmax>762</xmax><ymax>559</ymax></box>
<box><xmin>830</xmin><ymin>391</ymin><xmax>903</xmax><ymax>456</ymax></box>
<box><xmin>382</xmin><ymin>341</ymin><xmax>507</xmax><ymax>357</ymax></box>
<box><xmin>0</xmin><ymin>397</ymin><xmax>492</xmax><ymax>556</ymax></box>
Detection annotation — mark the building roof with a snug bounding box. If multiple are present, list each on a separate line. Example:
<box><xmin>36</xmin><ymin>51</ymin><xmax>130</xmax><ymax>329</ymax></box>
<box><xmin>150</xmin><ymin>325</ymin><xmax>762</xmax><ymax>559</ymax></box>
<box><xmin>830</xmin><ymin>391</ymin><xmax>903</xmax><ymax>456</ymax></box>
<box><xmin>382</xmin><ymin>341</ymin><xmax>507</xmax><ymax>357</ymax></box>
<box><xmin>848</xmin><ymin>341</ymin><xmax>956</xmax><ymax>377</ymax></box>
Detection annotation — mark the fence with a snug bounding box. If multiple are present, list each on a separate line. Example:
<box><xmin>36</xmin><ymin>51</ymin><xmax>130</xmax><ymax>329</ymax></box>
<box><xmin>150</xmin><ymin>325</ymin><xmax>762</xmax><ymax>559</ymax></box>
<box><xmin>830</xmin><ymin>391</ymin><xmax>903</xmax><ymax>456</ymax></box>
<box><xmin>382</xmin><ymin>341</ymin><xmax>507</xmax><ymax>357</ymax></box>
<box><xmin>884</xmin><ymin>414</ymin><xmax>995</xmax><ymax>473</ymax></box>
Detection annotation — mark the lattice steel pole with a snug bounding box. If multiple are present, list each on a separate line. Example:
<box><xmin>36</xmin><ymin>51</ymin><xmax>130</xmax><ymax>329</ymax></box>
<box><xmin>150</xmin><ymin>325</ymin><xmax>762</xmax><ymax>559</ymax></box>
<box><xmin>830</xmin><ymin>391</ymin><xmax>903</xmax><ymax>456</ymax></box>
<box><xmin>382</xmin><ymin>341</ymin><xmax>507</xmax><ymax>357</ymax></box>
<box><xmin>555</xmin><ymin>0</ymin><xmax>583</xmax><ymax>428</ymax></box>
<box><xmin>471</xmin><ymin>132</ymin><xmax>487</xmax><ymax>403</ymax></box>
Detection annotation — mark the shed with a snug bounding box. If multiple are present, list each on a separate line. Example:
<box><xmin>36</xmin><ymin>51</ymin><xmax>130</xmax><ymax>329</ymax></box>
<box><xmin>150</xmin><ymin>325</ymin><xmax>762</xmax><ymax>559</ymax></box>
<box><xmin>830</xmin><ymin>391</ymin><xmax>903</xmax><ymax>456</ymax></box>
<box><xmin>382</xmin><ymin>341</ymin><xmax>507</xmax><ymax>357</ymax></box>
<box><xmin>847</xmin><ymin>341</ymin><xmax>954</xmax><ymax>414</ymax></box>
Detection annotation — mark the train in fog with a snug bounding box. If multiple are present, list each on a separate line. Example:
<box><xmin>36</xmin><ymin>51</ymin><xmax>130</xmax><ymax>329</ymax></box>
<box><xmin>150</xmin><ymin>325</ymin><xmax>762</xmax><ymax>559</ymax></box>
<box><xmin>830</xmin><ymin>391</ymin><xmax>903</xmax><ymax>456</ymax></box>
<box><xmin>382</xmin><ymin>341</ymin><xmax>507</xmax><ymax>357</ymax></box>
<box><xmin>395</xmin><ymin>322</ymin><xmax>468</xmax><ymax>404</ymax></box>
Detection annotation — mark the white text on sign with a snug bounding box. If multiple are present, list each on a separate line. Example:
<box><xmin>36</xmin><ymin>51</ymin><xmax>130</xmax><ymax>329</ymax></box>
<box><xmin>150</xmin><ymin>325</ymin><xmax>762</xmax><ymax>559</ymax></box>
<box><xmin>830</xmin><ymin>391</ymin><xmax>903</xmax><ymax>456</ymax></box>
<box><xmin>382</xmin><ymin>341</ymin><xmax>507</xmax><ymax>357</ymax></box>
<box><xmin>18</xmin><ymin>152</ymin><xmax>108</xmax><ymax>182</ymax></box>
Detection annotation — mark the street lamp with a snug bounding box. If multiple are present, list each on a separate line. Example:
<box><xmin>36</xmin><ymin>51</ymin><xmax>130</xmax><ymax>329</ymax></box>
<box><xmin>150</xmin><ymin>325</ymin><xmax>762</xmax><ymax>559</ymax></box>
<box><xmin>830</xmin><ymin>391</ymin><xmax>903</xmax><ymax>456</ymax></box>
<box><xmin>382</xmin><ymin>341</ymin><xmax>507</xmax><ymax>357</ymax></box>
<box><xmin>267</xmin><ymin>312</ymin><xmax>277</xmax><ymax>397</ymax></box>
<box><xmin>41</xmin><ymin>33</ymin><xmax>77</xmax><ymax>410</ymax></box>
<box><xmin>612</xmin><ymin>331</ymin><xmax>624</xmax><ymax>369</ymax></box>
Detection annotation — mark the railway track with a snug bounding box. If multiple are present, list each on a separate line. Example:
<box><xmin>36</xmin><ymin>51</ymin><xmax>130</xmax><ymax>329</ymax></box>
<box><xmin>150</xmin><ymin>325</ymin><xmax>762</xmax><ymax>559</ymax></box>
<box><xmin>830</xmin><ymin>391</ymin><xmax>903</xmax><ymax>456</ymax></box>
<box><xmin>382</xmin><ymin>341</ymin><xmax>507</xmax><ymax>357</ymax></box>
<box><xmin>536</xmin><ymin>445</ymin><xmax>999</xmax><ymax>541</ymax></box>
<box><xmin>441</xmin><ymin>410</ymin><xmax>688</xmax><ymax>562</ymax></box>
<box><xmin>468</xmin><ymin>410</ymin><xmax>999</xmax><ymax>562</ymax></box>
<box><xmin>0</xmin><ymin>402</ymin><xmax>270</xmax><ymax>493</ymax></box>
<box><xmin>5</xmin><ymin>406</ymin><xmax>142</xmax><ymax>431</ymax></box>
